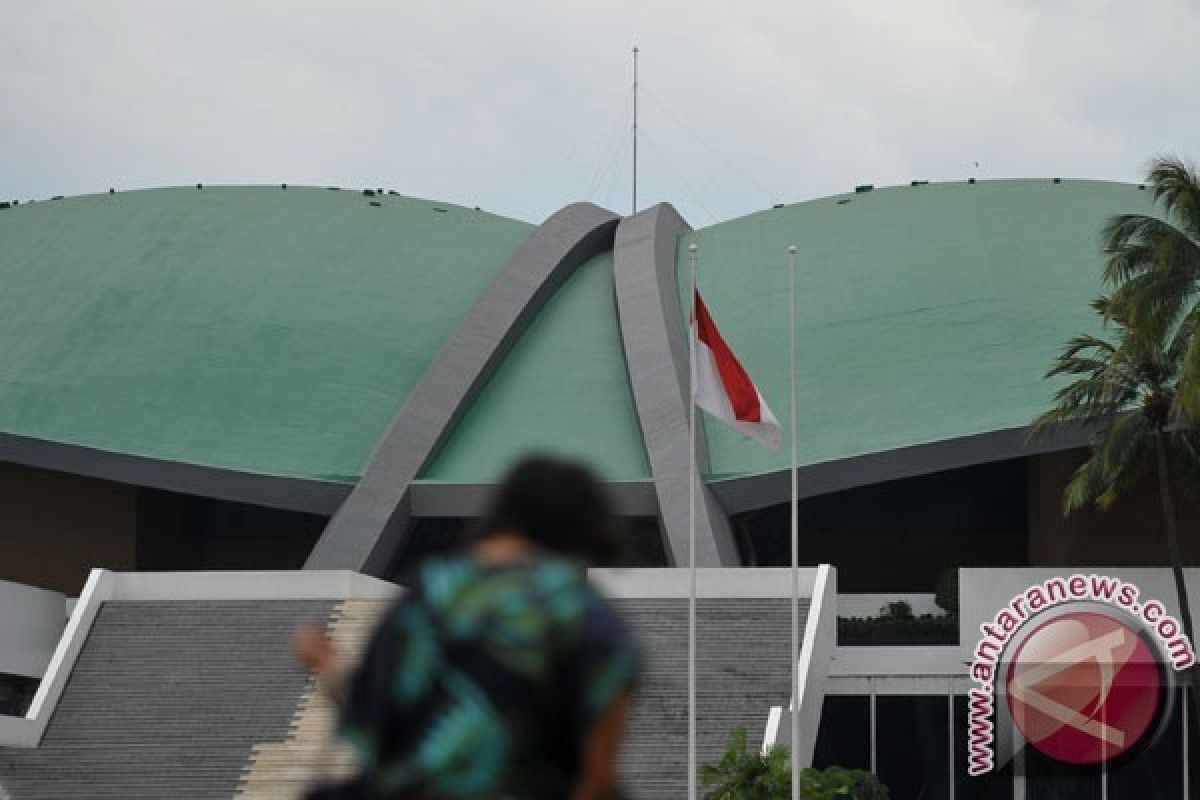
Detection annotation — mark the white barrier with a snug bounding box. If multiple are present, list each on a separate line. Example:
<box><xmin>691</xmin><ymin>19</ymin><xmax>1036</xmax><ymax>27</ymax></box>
<box><xmin>0</xmin><ymin>580</ymin><xmax>65</xmax><ymax>679</ymax></box>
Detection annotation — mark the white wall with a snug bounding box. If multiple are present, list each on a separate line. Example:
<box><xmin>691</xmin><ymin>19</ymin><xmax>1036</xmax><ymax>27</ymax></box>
<box><xmin>0</xmin><ymin>580</ymin><xmax>65</xmax><ymax>678</ymax></box>
<box><xmin>958</xmin><ymin>566</ymin><xmax>1200</xmax><ymax>661</ymax></box>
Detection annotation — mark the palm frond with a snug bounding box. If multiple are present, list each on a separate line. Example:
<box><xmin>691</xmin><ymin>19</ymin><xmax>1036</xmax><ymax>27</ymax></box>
<box><xmin>1102</xmin><ymin>214</ymin><xmax>1197</xmax><ymax>260</ymax></box>
<box><xmin>1148</xmin><ymin>155</ymin><xmax>1200</xmax><ymax>239</ymax></box>
<box><xmin>1049</xmin><ymin>378</ymin><xmax>1130</xmax><ymax>413</ymax></box>
<box><xmin>1179</xmin><ymin>331</ymin><xmax>1200</xmax><ymax>421</ymax></box>
<box><xmin>1058</xmin><ymin>333</ymin><xmax>1116</xmax><ymax>359</ymax></box>
<box><xmin>1063</xmin><ymin>455</ymin><xmax>1108</xmax><ymax>514</ymax></box>
<box><xmin>1101</xmin><ymin>212</ymin><xmax>1200</xmax><ymax>330</ymax></box>
<box><xmin>1095</xmin><ymin>412</ymin><xmax>1151</xmax><ymax>491</ymax></box>
<box><xmin>1110</xmin><ymin>270</ymin><xmax>1194</xmax><ymax>332</ymax></box>
<box><xmin>1041</xmin><ymin>160</ymin><xmax>1200</xmax><ymax>518</ymax></box>
<box><xmin>1166</xmin><ymin>303</ymin><xmax>1200</xmax><ymax>369</ymax></box>
<box><xmin>1059</xmin><ymin>414</ymin><xmax>1148</xmax><ymax>515</ymax></box>
<box><xmin>1029</xmin><ymin>394</ymin><xmax>1126</xmax><ymax>443</ymax></box>
<box><xmin>1102</xmin><ymin>215</ymin><xmax>1172</xmax><ymax>283</ymax></box>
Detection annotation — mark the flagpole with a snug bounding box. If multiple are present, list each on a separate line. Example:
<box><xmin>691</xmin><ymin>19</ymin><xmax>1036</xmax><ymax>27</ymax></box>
<box><xmin>632</xmin><ymin>45</ymin><xmax>639</xmax><ymax>215</ymax></box>
<box><xmin>788</xmin><ymin>244</ymin><xmax>799</xmax><ymax>800</ymax></box>
<box><xmin>687</xmin><ymin>242</ymin><xmax>698</xmax><ymax>800</ymax></box>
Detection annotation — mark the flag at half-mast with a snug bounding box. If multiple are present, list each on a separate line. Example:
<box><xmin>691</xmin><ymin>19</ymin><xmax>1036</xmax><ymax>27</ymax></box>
<box><xmin>690</xmin><ymin>290</ymin><xmax>783</xmax><ymax>450</ymax></box>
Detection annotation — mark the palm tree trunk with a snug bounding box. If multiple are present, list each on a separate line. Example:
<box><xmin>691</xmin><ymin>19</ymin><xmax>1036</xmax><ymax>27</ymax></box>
<box><xmin>1153</xmin><ymin>433</ymin><xmax>1200</xmax><ymax>727</ymax></box>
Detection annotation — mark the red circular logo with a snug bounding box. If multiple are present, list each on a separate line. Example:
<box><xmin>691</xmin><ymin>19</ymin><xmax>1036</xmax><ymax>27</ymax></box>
<box><xmin>1005</xmin><ymin>611</ymin><xmax>1162</xmax><ymax>765</ymax></box>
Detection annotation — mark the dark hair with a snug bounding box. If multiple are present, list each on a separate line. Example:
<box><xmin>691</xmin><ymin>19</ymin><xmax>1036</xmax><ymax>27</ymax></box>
<box><xmin>475</xmin><ymin>455</ymin><xmax>622</xmax><ymax>566</ymax></box>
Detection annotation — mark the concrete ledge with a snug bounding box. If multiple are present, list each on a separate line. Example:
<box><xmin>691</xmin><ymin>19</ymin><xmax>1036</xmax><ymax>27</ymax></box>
<box><xmin>109</xmin><ymin>570</ymin><xmax>397</xmax><ymax>601</ymax></box>
<box><xmin>589</xmin><ymin>567</ymin><xmax>822</xmax><ymax>599</ymax></box>
<box><xmin>826</xmin><ymin>675</ymin><xmax>972</xmax><ymax>694</ymax></box>
<box><xmin>830</xmin><ymin>646</ymin><xmax>964</xmax><ymax>677</ymax></box>
<box><xmin>0</xmin><ymin>715</ymin><xmax>38</xmax><ymax>747</ymax></box>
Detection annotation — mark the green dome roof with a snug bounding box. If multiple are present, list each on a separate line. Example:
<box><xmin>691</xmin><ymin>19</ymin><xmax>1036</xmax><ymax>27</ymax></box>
<box><xmin>0</xmin><ymin>179</ymin><xmax>1158</xmax><ymax>490</ymax></box>
<box><xmin>0</xmin><ymin>186</ymin><xmax>531</xmax><ymax>482</ymax></box>
<box><xmin>682</xmin><ymin>178</ymin><xmax>1156</xmax><ymax>480</ymax></box>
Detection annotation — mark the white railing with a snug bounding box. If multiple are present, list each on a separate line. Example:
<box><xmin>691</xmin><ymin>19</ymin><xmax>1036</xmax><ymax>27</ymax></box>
<box><xmin>761</xmin><ymin>563</ymin><xmax>837</xmax><ymax>765</ymax></box>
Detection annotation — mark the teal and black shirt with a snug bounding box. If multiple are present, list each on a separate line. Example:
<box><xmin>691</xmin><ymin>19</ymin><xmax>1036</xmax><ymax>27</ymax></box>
<box><xmin>338</xmin><ymin>555</ymin><xmax>640</xmax><ymax>799</ymax></box>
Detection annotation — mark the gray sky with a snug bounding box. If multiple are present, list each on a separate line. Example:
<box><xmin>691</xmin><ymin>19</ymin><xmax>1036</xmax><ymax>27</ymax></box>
<box><xmin>3</xmin><ymin>1</ymin><xmax>1199</xmax><ymax>225</ymax></box>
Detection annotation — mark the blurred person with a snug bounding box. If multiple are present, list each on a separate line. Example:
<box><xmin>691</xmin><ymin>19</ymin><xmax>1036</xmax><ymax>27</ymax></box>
<box><xmin>295</xmin><ymin>455</ymin><xmax>640</xmax><ymax>800</ymax></box>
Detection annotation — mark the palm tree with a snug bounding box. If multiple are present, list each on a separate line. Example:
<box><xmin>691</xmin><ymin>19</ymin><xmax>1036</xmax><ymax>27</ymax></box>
<box><xmin>1102</xmin><ymin>157</ymin><xmax>1200</xmax><ymax>416</ymax></box>
<box><xmin>699</xmin><ymin>727</ymin><xmax>792</xmax><ymax>800</ymax></box>
<box><xmin>1031</xmin><ymin>293</ymin><xmax>1200</xmax><ymax>720</ymax></box>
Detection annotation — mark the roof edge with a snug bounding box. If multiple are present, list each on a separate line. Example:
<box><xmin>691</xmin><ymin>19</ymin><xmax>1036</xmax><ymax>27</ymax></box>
<box><xmin>710</xmin><ymin>422</ymin><xmax>1091</xmax><ymax>514</ymax></box>
<box><xmin>0</xmin><ymin>431</ymin><xmax>350</xmax><ymax>514</ymax></box>
<box><xmin>693</xmin><ymin>177</ymin><xmax>1147</xmax><ymax>233</ymax></box>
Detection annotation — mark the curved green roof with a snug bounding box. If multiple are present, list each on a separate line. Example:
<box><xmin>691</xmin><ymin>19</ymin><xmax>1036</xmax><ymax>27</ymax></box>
<box><xmin>0</xmin><ymin>179</ymin><xmax>1159</xmax><ymax>489</ymax></box>
<box><xmin>683</xmin><ymin>179</ymin><xmax>1156</xmax><ymax>480</ymax></box>
<box><xmin>0</xmin><ymin>186</ymin><xmax>531</xmax><ymax>481</ymax></box>
<box><xmin>420</xmin><ymin>252</ymin><xmax>649</xmax><ymax>483</ymax></box>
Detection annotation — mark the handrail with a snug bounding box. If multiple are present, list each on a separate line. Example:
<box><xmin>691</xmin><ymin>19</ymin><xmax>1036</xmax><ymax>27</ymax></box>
<box><xmin>761</xmin><ymin>563</ymin><xmax>837</xmax><ymax>764</ymax></box>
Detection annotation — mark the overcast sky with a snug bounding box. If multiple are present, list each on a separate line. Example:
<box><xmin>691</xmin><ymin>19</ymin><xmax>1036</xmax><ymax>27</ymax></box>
<box><xmin>3</xmin><ymin>1</ymin><xmax>1199</xmax><ymax>225</ymax></box>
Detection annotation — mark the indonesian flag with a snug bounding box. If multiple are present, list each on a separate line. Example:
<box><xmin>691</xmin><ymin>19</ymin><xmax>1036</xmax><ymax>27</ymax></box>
<box><xmin>690</xmin><ymin>290</ymin><xmax>783</xmax><ymax>450</ymax></box>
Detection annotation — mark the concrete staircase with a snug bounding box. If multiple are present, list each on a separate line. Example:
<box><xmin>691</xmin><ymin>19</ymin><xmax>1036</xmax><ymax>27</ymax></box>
<box><xmin>616</xmin><ymin>598</ymin><xmax>802</xmax><ymax>800</ymax></box>
<box><xmin>0</xmin><ymin>600</ymin><xmax>335</xmax><ymax>800</ymax></box>
<box><xmin>234</xmin><ymin>596</ymin><xmax>800</xmax><ymax>799</ymax></box>
<box><xmin>0</xmin><ymin>586</ymin><xmax>805</xmax><ymax>800</ymax></box>
<box><xmin>235</xmin><ymin>599</ymin><xmax>387</xmax><ymax>800</ymax></box>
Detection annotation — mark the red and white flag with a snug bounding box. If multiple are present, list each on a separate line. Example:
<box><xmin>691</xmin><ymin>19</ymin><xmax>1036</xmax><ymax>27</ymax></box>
<box><xmin>690</xmin><ymin>290</ymin><xmax>782</xmax><ymax>450</ymax></box>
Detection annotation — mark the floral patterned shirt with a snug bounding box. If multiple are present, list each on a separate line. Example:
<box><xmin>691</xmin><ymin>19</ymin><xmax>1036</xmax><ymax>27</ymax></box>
<box><xmin>338</xmin><ymin>555</ymin><xmax>640</xmax><ymax>799</ymax></box>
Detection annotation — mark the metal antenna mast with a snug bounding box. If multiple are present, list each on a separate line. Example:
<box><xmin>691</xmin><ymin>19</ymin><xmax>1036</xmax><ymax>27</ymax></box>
<box><xmin>632</xmin><ymin>45</ymin><xmax>639</xmax><ymax>215</ymax></box>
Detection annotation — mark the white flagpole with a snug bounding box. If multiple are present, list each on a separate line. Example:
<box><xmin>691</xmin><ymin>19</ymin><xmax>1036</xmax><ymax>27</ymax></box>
<box><xmin>687</xmin><ymin>242</ymin><xmax>698</xmax><ymax>800</ymax></box>
<box><xmin>788</xmin><ymin>244</ymin><xmax>799</xmax><ymax>800</ymax></box>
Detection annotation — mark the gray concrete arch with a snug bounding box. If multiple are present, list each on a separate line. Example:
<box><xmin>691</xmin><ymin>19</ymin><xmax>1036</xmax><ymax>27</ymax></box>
<box><xmin>305</xmin><ymin>203</ymin><xmax>621</xmax><ymax>574</ymax></box>
<box><xmin>613</xmin><ymin>204</ymin><xmax>740</xmax><ymax>566</ymax></box>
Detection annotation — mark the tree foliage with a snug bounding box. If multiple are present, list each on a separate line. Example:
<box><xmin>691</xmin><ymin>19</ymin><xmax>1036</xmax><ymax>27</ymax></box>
<box><xmin>1101</xmin><ymin>157</ymin><xmax>1200</xmax><ymax>419</ymax></box>
<box><xmin>700</xmin><ymin>727</ymin><xmax>888</xmax><ymax>800</ymax></box>
<box><xmin>1031</xmin><ymin>155</ymin><xmax>1200</xmax><ymax>724</ymax></box>
<box><xmin>797</xmin><ymin>766</ymin><xmax>889</xmax><ymax>800</ymax></box>
<box><xmin>1029</xmin><ymin>292</ymin><xmax>1200</xmax><ymax>511</ymax></box>
<box><xmin>700</xmin><ymin>727</ymin><xmax>791</xmax><ymax>800</ymax></box>
<box><xmin>1031</xmin><ymin>156</ymin><xmax>1200</xmax><ymax>508</ymax></box>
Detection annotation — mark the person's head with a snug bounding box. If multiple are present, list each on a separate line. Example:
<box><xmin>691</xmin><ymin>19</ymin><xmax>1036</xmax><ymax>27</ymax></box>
<box><xmin>475</xmin><ymin>455</ymin><xmax>622</xmax><ymax>565</ymax></box>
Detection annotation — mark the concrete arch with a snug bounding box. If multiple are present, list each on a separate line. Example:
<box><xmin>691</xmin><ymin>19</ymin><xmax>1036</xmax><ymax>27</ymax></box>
<box><xmin>305</xmin><ymin>203</ymin><xmax>620</xmax><ymax>574</ymax></box>
<box><xmin>613</xmin><ymin>204</ymin><xmax>739</xmax><ymax>566</ymax></box>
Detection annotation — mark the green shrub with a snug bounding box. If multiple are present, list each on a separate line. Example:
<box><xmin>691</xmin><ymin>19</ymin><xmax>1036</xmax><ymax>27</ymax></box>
<box><xmin>700</xmin><ymin>727</ymin><xmax>889</xmax><ymax>799</ymax></box>
<box><xmin>700</xmin><ymin>726</ymin><xmax>790</xmax><ymax>799</ymax></box>
<box><xmin>797</xmin><ymin>766</ymin><xmax>889</xmax><ymax>799</ymax></box>
<box><xmin>879</xmin><ymin>600</ymin><xmax>913</xmax><ymax>619</ymax></box>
